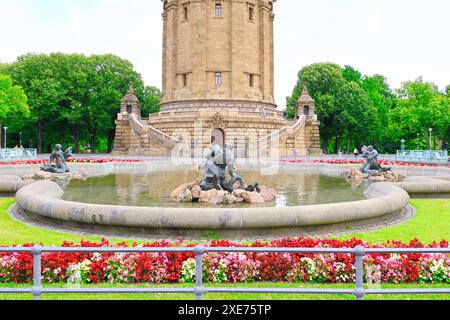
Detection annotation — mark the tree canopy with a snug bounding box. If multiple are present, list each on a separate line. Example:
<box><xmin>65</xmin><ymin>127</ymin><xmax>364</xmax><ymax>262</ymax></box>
<box><xmin>0</xmin><ymin>74</ymin><xmax>29</xmax><ymax>147</ymax></box>
<box><xmin>2</xmin><ymin>54</ymin><xmax>447</xmax><ymax>155</ymax></box>
<box><xmin>2</xmin><ymin>53</ymin><xmax>160</xmax><ymax>153</ymax></box>
<box><xmin>389</xmin><ymin>78</ymin><xmax>449</xmax><ymax>150</ymax></box>
<box><xmin>286</xmin><ymin>63</ymin><xmax>448</xmax><ymax>153</ymax></box>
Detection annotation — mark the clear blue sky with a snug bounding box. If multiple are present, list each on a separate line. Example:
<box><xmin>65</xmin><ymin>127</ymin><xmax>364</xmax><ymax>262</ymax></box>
<box><xmin>0</xmin><ymin>0</ymin><xmax>449</xmax><ymax>107</ymax></box>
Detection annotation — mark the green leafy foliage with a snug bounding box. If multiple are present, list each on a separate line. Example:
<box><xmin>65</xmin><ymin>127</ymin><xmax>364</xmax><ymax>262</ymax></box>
<box><xmin>3</xmin><ymin>53</ymin><xmax>160</xmax><ymax>153</ymax></box>
<box><xmin>286</xmin><ymin>64</ymin><xmax>448</xmax><ymax>153</ymax></box>
<box><xmin>388</xmin><ymin>78</ymin><xmax>449</xmax><ymax>150</ymax></box>
<box><xmin>0</xmin><ymin>74</ymin><xmax>30</xmax><ymax>146</ymax></box>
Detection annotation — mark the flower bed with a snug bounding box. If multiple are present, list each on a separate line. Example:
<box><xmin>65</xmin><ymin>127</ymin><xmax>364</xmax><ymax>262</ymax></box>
<box><xmin>0</xmin><ymin>158</ymin><xmax>144</xmax><ymax>166</ymax></box>
<box><xmin>281</xmin><ymin>159</ymin><xmax>440</xmax><ymax>167</ymax></box>
<box><xmin>0</xmin><ymin>238</ymin><xmax>448</xmax><ymax>285</ymax></box>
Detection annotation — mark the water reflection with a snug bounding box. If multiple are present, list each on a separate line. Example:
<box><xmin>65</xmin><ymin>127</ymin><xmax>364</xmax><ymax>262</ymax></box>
<box><xmin>62</xmin><ymin>170</ymin><xmax>367</xmax><ymax>208</ymax></box>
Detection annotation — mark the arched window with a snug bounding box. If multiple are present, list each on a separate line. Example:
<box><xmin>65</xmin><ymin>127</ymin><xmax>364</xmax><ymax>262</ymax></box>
<box><xmin>183</xmin><ymin>3</ymin><xmax>189</xmax><ymax>20</ymax></box>
<box><xmin>215</xmin><ymin>1</ymin><xmax>222</xmax><ymax>17</ymax></box>
<box><xmin>248</xmin><ymin>5</ymin><xmax>255</xmax><ymax>21</ymax></box>
<box><xmin>211</xmin><ymin>129</ymin><xmax>225</xmax><ymax>147</ymax></box>
<box><xmin>215</xmin><ymin>72</ymin><xmax>222</xmax><ymax>86</ymax></box>
<box><xmin>303</xmin><ymin>106</ymin><xmax>310</xmax><ymax>116</ymax></box>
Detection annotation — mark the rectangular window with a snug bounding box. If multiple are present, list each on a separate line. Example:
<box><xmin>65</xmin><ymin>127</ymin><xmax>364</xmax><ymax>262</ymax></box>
<box><xmin>215</xmin><ymin>72</ymin><xmax>222</xmax><ymax>86</ymax></box>
<box><xmin>215</xmin><ymin>1</ymin><xmax>222</xmax><ymax>17</ymax></box>
<box><xmin>249</xmin><ymin>74</ymin><xmax>254</xmax><ymax>87</ymax></box>
<box><xmin>248</xmin><ymin>5</ymin><xmax>255</xmax><ymax>21</ymax></box>
<box><xmin>182</xmin><ymin>74</ymin><xmax>188</xmax><ymax>87</ymax></box>
<box><xmin>183</xmin><ymin>4</ymin><xmax>189</xmax><ymax>20</ymax></box>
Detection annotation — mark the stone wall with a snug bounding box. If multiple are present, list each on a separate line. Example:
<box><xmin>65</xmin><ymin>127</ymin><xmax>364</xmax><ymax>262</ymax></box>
<box><xmin>113</xmin><ymin>0</ymin><xmax>323</xmax><ymax>157</ymax></box>
<box><xmin>162</xmin><ymin>0</ymin><xmax>276</xmax><ymax>105</ymax></box>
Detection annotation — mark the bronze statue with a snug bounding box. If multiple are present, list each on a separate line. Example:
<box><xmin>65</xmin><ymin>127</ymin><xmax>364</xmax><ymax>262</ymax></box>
<box><xmin>200</xmin><ymin>142</ymin><xmax>258</xmax><ymax>193</ymax></box>
<box><xmin>41</xmin><ymin>144</ymin><xmax>73</xmax><ymax>173</ymax></box>
<box><xmin>200</xmin><ymin>143</ymin><xmax>225</xmax><ymax>191</ymax></box>
<box><xmin>361</xmin><ymin>146</ymin><xmax>390</xmax><ymax>174</ymax></box>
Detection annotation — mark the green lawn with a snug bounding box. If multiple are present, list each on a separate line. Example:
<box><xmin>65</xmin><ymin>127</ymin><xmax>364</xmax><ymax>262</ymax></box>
<box><xmin>0</xmin><ymin>197</ymin><xmax>448</xmax><ymax>300</ymax></box>
<box><xmin>0</xmin><ymin>283</ymin><xmax>448</xmax><ymax>301</ymax></box>
<box><xmin>0</xmin><ymin>198</ymin><xmax>124</xmax><ymax>246</ymax></box>
<box><xmin>0</xmin><ymin>198</ymin><xmax>448</xmax><ymax>246</ymax></box>
<box><xmin>340</xmin><ymin>199</ymin><xmax>450</xmax><ymax>244</ymax></box>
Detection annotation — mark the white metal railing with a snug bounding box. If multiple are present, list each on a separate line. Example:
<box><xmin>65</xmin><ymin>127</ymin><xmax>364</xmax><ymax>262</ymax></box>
<box><xmin>0</xmin><ymin>245</ymin><xmax>448</xmax><ymax>300</ymax></box>
<box><xmin>130</xmin><ymin>114</ymin><xmax>180</xmax><ymax>145</ymax></box>
<box><xmin>396</xmin><ymin>150</ymin><xmax>449</xmax><ymax>164</ymax></box>
<box><xmin>0</xmin><ymin>148</ymin><xmax>37</xmax><ymax>161</ymax></box>
<box><xmin>257</xmin><ymin>115</ymin><xmax>305</xmax><ymax>145</ymax></box>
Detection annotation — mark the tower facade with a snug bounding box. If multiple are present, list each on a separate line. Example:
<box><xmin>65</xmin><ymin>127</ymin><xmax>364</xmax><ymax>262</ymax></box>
<box><xmin>161</xmin><ymin>0</ymin><xmax>276</xmax><ymax>111</ymax></box>
<box><xmin>114</xmin><ymin>0</ymin><xmax>322</xmax><ymax>157</ymax></box>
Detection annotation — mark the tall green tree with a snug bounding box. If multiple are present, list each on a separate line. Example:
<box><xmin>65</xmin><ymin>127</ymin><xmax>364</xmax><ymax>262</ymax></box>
<box><xmin>389</xmin><ymin>78</ymin><xmax>449</xmax><ymax>150</ymax></box>
<box><xmin>141</xmin><ymin>86</ymin><xmax>161</xmax><ymax>117</ymax></box>
<box><xmin>361</xmin><ymin>75</ymin><xmax>396</xmax><ymax>150</ymax></box>
<box><xmin>0</xmin><ymin>74</ymin><xmax>29</xmax><ymax>147</ymax></box>
<box><xmin>287</xmin><ymin>63</ymin><xmax>378</xmax><ymax>153</ymax></box>
<box><xmin>5</xmin><ymin>54</ymin><xmax>66</xmax><ymax>153</ymax></box>
<box><xmin>3</xmin><ymin>53</ymin><xmax>160</xmax><ymax>154</ymax></box>
<box><xmin>85</xmin><ymin>54</ymin><xmax>144</xmax><ymax>153</ymax></box>
<box><xmin>286</xmin><ymin>63</ymin><xmax>346</xmax><ymax>152</ymax></box>
<box><xmin>0</xmin><ymin>63</ymin><xmax>8</xmax><ymax>74</ymax></box>
<box><xmin>334</xmin><ymin>81</ymin><xmax>376</xmax><ymax>152</ymax></box>
<box><xmin>342</xmin><ymin>65</ymin><xmax>363</xmax><ymax>85</ymax></box>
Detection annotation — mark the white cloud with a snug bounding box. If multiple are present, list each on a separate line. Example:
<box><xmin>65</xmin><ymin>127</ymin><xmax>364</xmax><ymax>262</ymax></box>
<box><xmin>0</xmin><ymin>0</ymin><xmax>449</xmax><ymax>109</ymax></box>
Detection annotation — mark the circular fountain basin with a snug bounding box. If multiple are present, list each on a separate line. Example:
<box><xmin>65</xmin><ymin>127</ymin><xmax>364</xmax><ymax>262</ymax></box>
<box><xmin>13</xmin><ymin>162</ymin><xmax>411</xmax><ymax>233</ymax></box>
<box><xmin>2</xmin><ymin>160</ymin><xmax>448</xmax><ymax>239</ymax></box>
<box><xmin>61</xmin><ymin>170</ymin><xmax>368</xmax><ymax>208</ymax></box>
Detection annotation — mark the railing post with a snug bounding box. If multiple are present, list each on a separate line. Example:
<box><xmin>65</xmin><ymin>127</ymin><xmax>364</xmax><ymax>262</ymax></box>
<box><xmin>31</xmin><ymin>245</ymin><xmax>43</xmax><ymax>300</ymax></box>
<box><xmin>354</xmin><ymin>246</ymin><xmax>366</xmax><ymax>301</ymax></box>
<box><xmin>194</xmin><ymin>246</ymin><xmax>205</xmax><ymax>301</ymax></box>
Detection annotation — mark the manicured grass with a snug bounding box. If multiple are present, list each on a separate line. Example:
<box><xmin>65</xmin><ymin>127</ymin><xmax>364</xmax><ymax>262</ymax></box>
<box><xmin>0</xmin><ymin>198</ymin><xmax>449</xmax><ymax>300</ymax></box>
<box><xmin>339</xmin><ymin>199</ymin><xmax>450</xmax><ymax>244</ymax></box>
<box><xmin>0</xmin><ymin>198</ymin><xmax>448</xmax><ymax>246</ymax></box>
<box><xmin>0</xmin><ymin>283</ymin><xmax>448</xmax><ymax>300</ymax></box>
<box><xmin>0</xmin><ymin>198</ymin><xmax>126</xmax><ymax>246</ymax></box>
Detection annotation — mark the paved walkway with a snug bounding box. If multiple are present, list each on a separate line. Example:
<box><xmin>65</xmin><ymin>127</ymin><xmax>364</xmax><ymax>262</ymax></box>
<box><xmin>8</xmin><ymin>203</ymin><xmax>415</xmax><ymax>242</ymax></box>
<box><xmin>23</xmin><ymin>153</ymin><xmax>448</xmax><ymax>167</ymax></box>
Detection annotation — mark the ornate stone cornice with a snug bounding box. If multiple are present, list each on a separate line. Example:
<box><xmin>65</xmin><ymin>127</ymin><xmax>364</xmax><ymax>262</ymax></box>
<box><xmin>207</xmin><ymin>112</ymin><xmax>228</xmax><ymax>129</ymax></box>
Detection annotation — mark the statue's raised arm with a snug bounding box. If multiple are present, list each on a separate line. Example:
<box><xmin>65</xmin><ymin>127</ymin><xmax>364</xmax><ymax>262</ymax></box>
<box><xmin>64</xmin><ymin>147</ymin><xmax>73</xmax><ymax>160</ymax></box>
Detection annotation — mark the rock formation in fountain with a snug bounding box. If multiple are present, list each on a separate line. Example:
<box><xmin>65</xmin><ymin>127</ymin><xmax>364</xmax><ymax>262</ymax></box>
<box><xmin>171</xmin><ymin>142</ymin><xmax>277</xmax><ymax>205</ymax></box>
<box><xmin>342</xmin><ymin>146</ymin><xmax>404</xmax><ymax>182</ymax></box>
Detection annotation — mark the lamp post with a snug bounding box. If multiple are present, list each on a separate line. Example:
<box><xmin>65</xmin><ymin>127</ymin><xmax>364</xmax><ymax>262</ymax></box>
<box><xmin>429</xmin><ymin>128</ymin><xmax>433</xmax><ymax>151</ymax></box>
<box><xmin>3</xmin><ymin>127</ymin><xmax>8</xmax><ymax>149</ymax></box>
<box><xmin>401</xmin><ymin>139</ymin><xmax>405</xmax><ymax>151</ymax></box>
<box><xmin>433</xmin><ymin>130</ymin><xmax>436</xmax><ymax>150</ymax></box>
<box><xmin>417</xmin><ymin>133</ymin><xmax>420</xmax><ymax>150</ymax></box>
<box><xmin>90</xmin><ymin>134</ymin><xmax>94</xmax><ymax>154</ymax></box>
<box><xmin>19</xmin><ymin>132</ymin><xmax>22</xmax><ymax>147</ymax></box>
<box><xmin>428</xmin><ymin>128</ymin><xmax>433</xmax><ymax>163</ymax></box>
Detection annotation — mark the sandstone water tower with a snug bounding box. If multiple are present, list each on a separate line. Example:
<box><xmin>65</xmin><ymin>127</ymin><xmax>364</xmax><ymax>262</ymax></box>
<box><xmin>114</xmin><ymin>0</ymin><xmax>321</xmax><ymax>156</ymax></box>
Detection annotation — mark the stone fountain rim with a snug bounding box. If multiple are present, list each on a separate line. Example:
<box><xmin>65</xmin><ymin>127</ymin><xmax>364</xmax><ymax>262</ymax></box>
<box><xmin>13</xmin><ymin>181</ymin><xmax>411</xmax><ymax>230</ymax></box>
<box><xmin>2</xmin><ymin>160</ymin><xmax>449</xmax><ymax>230</ymax></box>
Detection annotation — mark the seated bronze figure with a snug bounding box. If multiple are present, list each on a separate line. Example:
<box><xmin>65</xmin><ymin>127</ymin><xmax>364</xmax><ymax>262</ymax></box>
<box><xmin>40</xmin><ymin>144</ymin><xmax>73</xmax><ymax>173</ymax></box>
<box><xmin>200</xmin><ymin>143</ymin><xmax>259</xmax><ymax>193</ymax></box>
